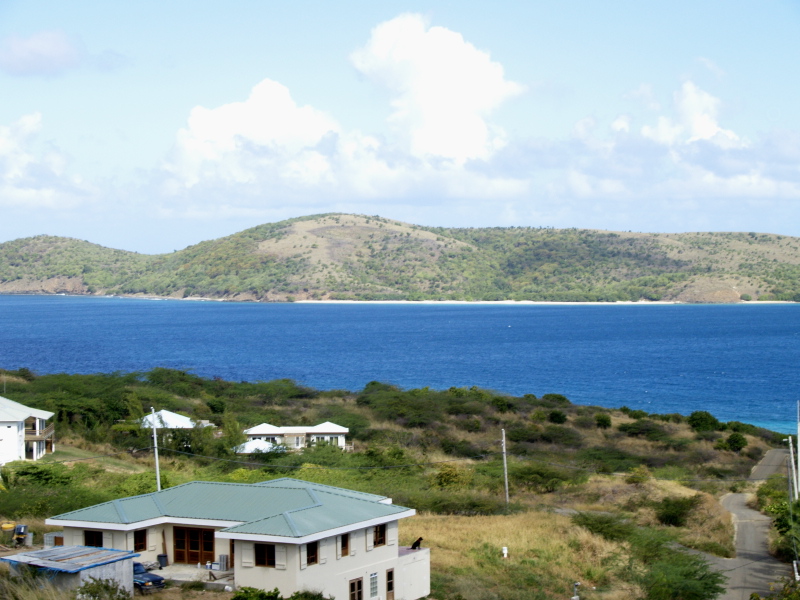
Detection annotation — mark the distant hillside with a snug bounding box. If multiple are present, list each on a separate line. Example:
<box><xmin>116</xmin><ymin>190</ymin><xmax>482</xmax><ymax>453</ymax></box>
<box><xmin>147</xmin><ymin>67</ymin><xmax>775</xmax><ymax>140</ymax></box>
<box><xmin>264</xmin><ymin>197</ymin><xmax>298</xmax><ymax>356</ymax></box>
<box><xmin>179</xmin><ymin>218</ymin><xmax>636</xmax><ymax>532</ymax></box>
<box><xmin>1</xmin><ymin>214</ymin><xmax>799</xmax><ymax>303</ymax></box>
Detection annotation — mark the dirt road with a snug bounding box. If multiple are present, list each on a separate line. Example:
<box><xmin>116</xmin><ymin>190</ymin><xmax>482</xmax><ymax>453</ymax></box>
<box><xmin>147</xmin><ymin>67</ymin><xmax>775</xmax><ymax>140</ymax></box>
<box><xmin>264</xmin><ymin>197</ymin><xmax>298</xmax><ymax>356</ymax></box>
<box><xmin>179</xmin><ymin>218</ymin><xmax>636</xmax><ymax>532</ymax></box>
<box><xmin>703</xmin><ymin>448</ymin><xmax>791</xmax><ymax>600</ymax></box>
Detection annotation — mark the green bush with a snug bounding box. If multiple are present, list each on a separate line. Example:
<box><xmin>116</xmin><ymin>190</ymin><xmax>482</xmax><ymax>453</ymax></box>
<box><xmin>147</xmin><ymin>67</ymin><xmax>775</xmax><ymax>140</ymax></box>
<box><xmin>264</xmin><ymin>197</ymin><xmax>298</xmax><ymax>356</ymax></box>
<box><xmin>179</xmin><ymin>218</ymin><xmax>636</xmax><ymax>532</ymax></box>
<box><xmin>547</xmin><ymin>410</ymin><xmax>567</xmax><ymax>424</ymax></box>
<box><xmin>74</xmin><ymin>577</ymin><xmax>131</xmax><ymax>600</ymax></box>
<box><xmin>573</xmin><ymin>415</ymin><xmax>595</xmax><ymax>429</ymax></box>
<box><xmin>538</xmin><ymin>393</ymin><xmax>571</xmax><ymax>407</ymax></box>
<box><xmin>594</xmin><ymin>413</ymin><xmax>612</xmax><ymax>429</ymax></box>
<box><xmin>456</xmin><ymin>417</ymin><xmax>482</xmax><ymax>432</ymax></box>
<box><xmin>439</xmin><ymin>436</ymin><xmax>481</xmax><ymax>457</ymax></box>
<box><xmin>577</xmin><ymin>447</ymin><xmax>641</xmax><ymax>473</ymax></box>
<box><xmin>726</xmin><ymin>432</ymin><xmax>748</xmax><ymax>452</ymax></box>
<box><xmin>539</xmin><ymin>425</ymin><xmax>583</xmax><ymax>447</ymax></box>
<box><xmin>618</xmin><ymin>419</ymin><xmax>668</xmax><ymax>441</ymax></box>
<box><xmin>638</xmin><ymin>551</ymin><xmax>726</xmax><ymax>600</ymax></box>
<box><xmin>572</xmin><ymin>512</ymin><xmax>634</xmax><ymax>541</ymax></box>
<box><xmin>687</xmin><ymin>411</ymin><xmax>721</xmax><ymax>432</ymax></box>
<box><xmin>655</xmin><ymin>495</ymin><xmax>700</xmax><ymax>526</ymax></box>
<box><xmin>507</xmin><ymin>426</ymin><xmax>539</xmax><ymax>443</ymax></box>
<box><xmin>233</xmin><ymin>588</ymin><xmax>282</xmax><ymax>600</ymax></box>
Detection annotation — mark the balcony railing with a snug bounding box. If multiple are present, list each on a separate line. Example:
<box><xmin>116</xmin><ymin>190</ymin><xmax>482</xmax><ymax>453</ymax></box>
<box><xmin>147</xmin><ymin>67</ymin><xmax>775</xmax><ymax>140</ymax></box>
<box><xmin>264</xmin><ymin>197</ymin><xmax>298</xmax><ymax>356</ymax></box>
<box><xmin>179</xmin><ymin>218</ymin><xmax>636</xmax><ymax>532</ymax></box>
<box><xmin>25</xmin><ymin>423</ymin><xmax>55</xmax><ymax>441</ymax></box>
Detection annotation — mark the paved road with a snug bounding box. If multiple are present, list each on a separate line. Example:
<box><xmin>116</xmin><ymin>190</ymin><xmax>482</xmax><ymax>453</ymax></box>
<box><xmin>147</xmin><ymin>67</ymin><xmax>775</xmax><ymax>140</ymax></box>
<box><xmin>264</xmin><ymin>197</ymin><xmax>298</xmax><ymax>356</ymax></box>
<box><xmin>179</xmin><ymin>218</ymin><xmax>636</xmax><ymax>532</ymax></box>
<box><xmin>703</xmin><ymin>448</ymin><xmax>791</xmax><ymax>600</ymax></box>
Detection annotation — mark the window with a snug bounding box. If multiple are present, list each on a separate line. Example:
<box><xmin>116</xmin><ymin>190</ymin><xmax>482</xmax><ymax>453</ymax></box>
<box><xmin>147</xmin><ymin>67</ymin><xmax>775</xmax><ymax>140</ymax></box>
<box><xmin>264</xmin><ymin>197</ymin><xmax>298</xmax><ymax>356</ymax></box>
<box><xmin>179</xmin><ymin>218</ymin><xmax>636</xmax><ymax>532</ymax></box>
<box><xmin>84</xmin><ymin>530</ymin><xmax>103</xmax><ymax>547</ymax></box>
<box><xmin>349</xmin><ymin>578</ymin><xmax>363</xmax><ymax>600</ymax></box>
<box><xmin>370</xmin><ymin>573</ymin><xmax>378</xmax><ymax>598</ymax></box>
<box><xmin>255</xmin><ymin>543</ymin><xmax>276</xmax><ymax>567</ymax></box>
<box><xmin>306</xmin><ymin>541</ymin><xmax>318</xmax><ymax>565</ymax></box>
<box><xmin>341</xmin><ymin>533</ymin><xmax>350</xmax><ymax>557</ymax></box>
<box><xmin>373</xmin><ymin>524</ymin><xmax>386</xmax><ymax>547</ymax></box>
<box><xmin>133</xmin><ymin>529</ymin><xmax>147</xmax><ymax>552</ymax></box>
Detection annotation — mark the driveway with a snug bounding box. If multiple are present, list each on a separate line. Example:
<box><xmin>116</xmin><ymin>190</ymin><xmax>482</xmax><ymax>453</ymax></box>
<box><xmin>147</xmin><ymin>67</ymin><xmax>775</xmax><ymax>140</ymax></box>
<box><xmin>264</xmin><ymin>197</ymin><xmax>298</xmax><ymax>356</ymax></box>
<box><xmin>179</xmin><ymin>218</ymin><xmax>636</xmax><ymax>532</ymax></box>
<box><xmin>703</xmin><ymin>448</ymin><xmax>792</xmax><ymax>600</ymax></box>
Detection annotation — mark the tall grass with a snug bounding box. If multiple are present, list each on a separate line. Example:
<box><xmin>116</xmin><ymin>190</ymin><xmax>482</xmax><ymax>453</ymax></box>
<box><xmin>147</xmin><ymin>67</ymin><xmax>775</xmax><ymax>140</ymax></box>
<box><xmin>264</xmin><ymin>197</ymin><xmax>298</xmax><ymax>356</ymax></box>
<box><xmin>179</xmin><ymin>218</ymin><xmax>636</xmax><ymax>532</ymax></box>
<box><xmin>407</xmin><ymin>511</ymin><xmax>636</xmax><ymax>600</ymax></box>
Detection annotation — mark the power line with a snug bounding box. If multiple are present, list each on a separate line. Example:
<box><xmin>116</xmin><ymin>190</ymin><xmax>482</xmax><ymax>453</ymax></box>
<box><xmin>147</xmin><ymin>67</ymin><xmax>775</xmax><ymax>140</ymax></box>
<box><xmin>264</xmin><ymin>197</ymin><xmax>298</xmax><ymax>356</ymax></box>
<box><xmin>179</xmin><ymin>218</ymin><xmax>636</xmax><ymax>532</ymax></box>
<box><xmin>157</xmin><ymin>446</ymin><xmax>494</xmax><ymax>470</ymax></box>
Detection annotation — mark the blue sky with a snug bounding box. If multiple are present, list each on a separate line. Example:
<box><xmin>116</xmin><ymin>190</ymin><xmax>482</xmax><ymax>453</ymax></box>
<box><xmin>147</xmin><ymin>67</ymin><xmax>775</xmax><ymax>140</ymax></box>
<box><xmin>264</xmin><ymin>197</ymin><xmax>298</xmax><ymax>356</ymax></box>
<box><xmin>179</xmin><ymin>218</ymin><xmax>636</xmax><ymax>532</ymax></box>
<box><xmin>1</xmin><ymin>1</ymin><xmax>799</xmax><ymax>254</ymax></box>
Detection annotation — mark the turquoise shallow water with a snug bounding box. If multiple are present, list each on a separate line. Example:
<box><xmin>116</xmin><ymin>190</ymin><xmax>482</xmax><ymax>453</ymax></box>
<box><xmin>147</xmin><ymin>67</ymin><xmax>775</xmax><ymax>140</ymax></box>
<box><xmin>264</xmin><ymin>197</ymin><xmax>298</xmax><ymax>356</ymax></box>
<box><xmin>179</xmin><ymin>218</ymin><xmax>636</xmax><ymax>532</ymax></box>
<box><xmin>1</xmin><ymin>296</ymin><xmax>798</xmax><ymax>432</ymax></box>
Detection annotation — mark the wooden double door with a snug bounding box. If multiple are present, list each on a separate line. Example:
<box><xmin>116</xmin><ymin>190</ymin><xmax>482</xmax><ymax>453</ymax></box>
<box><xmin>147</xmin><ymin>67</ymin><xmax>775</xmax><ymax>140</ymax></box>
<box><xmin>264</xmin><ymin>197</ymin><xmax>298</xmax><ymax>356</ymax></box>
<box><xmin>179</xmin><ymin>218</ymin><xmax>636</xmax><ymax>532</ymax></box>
<box><xmin>173</xmin><ymin>527</ymin><xmax>215</xmax><ymax>564</ymax></box>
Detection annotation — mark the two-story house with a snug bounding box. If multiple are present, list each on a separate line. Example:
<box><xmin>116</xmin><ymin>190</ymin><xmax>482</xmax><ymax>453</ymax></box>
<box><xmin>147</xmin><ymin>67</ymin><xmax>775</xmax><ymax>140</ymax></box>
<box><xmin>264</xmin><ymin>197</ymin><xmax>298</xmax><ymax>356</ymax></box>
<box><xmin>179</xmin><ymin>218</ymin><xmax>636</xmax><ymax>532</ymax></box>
<box><xmin>45</xmin><ymin>478</ymin><xmax>429</xmax><ymax>600</ymax></box>
<box><xmin>0</xmin><ymin>395</ymin><xmax>55</xmax><ymax>465</ymax></box>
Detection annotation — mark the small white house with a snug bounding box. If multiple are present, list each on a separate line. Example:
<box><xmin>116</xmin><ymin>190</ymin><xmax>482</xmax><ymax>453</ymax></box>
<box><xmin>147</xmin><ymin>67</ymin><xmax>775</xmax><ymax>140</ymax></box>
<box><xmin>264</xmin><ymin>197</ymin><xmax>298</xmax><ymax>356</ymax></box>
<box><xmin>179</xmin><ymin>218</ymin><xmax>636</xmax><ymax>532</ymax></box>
<box><xmin>234</xmin><ymin>439</ymin><xmax>284</xmax><ymax>455</ymax></box>
<box><xmin>140</xmin><ymin>409</ymin><xmax>214</xmax><ymax>430</ymax></box>
<box><xmin>244</xmin><ymin>421</ymin><xmax>349</xmax><ymax>450</ymax></box>
<box><xmin>46</xmin><ymin>478</ymin><xmax>430</xmax><ymax>600</ymax></box>
<box><xmin>0</xmin><ymin>395</ymin><xmax>55</xmax><ymax>465</ymax></box>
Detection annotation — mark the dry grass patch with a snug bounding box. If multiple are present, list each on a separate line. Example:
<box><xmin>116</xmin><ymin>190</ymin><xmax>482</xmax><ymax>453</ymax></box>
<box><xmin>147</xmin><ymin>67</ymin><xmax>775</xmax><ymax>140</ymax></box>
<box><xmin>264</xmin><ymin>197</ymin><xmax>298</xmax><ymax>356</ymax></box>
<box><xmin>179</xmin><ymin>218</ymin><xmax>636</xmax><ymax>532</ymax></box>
<box><xmin>677</xmin><ymin>493</ymin><xmax>734</xmax><ymax>556</ymax></box>
<box><xmin>406</xmin><ymin>510</ymin><xmax>636</xmax><ymax>600</ymax></box>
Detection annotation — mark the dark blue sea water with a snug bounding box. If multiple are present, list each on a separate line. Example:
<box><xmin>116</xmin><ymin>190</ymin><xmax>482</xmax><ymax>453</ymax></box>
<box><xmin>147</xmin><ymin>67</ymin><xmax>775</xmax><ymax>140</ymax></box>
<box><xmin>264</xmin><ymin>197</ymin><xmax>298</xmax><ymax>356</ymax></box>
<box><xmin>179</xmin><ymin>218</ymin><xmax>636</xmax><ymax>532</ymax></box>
<box><xmin>0</xmin><ymin>296</ymin><xmax>798</xmax><ymax>432</ymax></box>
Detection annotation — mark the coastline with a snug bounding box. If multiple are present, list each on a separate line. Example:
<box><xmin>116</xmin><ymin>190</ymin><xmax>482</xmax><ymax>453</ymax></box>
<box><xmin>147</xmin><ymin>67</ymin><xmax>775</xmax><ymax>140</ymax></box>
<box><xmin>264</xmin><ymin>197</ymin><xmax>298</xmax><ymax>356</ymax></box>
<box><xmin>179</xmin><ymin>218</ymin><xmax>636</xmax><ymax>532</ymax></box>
<box><xmin>0</xmin><ymin>292</ymin><xmax>794</xmax><ymax>306</ymax></box>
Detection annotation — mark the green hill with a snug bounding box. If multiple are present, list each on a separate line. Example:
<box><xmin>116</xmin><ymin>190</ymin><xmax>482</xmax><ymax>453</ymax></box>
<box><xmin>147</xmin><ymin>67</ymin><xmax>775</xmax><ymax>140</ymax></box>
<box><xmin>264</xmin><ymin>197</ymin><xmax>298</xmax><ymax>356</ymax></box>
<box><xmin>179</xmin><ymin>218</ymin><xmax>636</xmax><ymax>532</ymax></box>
<box><xmin>1</xmin><ymin>214</ymin><xmax>799</xmax><ymax>302</ymax></box>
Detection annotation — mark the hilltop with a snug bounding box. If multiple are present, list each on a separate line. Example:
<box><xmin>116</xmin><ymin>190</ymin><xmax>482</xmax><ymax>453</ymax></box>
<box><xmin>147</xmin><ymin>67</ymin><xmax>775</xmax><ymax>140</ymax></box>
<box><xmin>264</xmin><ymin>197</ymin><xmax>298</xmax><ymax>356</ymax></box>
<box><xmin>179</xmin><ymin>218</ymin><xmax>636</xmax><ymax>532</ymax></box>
<box><xmin>1</xmin><ymin>213</ymin><xmax>799</xmax><ymax>303</ymax></box>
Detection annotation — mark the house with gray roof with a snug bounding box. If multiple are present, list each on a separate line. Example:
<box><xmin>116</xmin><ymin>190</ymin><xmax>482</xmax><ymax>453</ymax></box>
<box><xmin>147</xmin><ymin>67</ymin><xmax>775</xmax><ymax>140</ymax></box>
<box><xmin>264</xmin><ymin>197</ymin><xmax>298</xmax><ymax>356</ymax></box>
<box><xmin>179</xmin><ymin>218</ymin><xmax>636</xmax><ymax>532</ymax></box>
<box><xmin>0</xmin><ymin>394</ymin><xmax>55</xmax><ymax>465</ymax></box>
<box><xmin>46</xmin><ymin>478</ymin><xmax>429</xmax><ymax>600</ymax></box>
<box><xmin>244</xmin><ymin>421</ymin><xmax>351</xmax><ymax>451</ymax></box>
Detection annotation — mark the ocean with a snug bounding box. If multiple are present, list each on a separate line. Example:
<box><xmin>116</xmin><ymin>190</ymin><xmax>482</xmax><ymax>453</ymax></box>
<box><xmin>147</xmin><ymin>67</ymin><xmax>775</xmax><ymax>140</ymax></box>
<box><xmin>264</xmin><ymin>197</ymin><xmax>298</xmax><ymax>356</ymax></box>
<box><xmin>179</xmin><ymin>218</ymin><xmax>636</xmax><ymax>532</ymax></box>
<box><xmin>0</xmin><ymin>295</ymin><xmax>798</xmax><ymax>432</ymax></box>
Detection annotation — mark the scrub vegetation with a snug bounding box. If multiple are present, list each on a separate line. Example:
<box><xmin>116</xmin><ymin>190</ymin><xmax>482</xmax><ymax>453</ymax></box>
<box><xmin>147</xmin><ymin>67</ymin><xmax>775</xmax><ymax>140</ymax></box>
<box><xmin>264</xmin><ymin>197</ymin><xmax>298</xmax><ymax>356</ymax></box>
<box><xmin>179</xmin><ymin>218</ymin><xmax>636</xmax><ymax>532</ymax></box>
<box><xmin>0</xmin><ymin>367</ymin><xmax>789</xmax><ymax>600</ymax></box>
<box><xmin>1</xmin><ymin>214</ymin><xmax>799</xmax><ymax>302</ymax></box>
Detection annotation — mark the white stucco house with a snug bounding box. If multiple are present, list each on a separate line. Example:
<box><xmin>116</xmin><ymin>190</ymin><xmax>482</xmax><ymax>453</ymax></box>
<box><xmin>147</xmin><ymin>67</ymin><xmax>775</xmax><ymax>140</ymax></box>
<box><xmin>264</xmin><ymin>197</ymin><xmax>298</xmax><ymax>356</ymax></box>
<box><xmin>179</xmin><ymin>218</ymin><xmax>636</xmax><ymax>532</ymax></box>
<box><xmin>0</xmin><ymin>395</ymin><xmax>55</xmax><ymax>465</ymax></box>
<box><xmin>46</xmin><ymin>478</ymin><xmax>430</xmax><ymax>600</ymax></box>
<box><xmin>234</xmin><ymin>438</ymin><xmax>286</xmax><ymax>455</ymax></box>
<box><xmin>244</xmin><ymin>422</ymin><xmax>350</xmax><ymax>451</ymax></box>
<box><xmin>140</xmin><ymin>409</ymin><xmax>214</xmax><ymax>430</ymax></box>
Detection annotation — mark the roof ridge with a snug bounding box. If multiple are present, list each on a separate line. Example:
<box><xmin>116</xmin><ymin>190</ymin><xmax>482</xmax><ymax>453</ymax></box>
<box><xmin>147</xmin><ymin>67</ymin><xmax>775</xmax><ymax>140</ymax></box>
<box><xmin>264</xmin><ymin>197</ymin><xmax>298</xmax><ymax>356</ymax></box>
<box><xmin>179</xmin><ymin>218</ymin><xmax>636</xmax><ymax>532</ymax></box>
<box><xmin>111</xmin><ymin>499</ymin><xmax>130</xmax><ymax>524</ymax></box>
<box><xmin>283</xmin><ymin>488</ymin><xmax>322</xmax><ymax>513</ymax></box>
<box><xmin>151</xmin><ymin>494</ymin><xmax>167</xmax><ymax>516</ymax></box>
<box><xmin>255</xmin><ymin>478</ymin><xmax>386</xmax><ymax>499</ymax></box>
<box><xmin>281</xmin><ymin>511</ymin><xmax>302</xmax><ymax>536</ymax></box>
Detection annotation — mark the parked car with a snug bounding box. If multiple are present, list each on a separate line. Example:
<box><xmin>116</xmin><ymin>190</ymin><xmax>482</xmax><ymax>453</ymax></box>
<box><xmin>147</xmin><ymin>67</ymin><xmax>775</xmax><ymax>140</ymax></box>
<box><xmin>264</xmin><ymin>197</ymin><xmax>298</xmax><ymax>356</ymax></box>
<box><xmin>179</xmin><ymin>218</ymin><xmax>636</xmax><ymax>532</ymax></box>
<box><xmin>133</xmin><ymin>562</ymin><xmax>165</xmax><ymax>594</ymax></box>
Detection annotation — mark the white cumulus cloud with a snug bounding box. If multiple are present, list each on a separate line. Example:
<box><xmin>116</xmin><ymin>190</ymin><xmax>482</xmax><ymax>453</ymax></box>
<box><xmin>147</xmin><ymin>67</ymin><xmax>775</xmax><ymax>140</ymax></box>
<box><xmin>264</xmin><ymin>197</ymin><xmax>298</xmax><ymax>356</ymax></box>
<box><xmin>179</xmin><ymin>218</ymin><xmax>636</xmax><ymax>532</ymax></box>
<box><xmin>350</xmin><ymin>13</ymin><xmax>524</xmax><ymax>164</ymax></box>
<box><xmin>164</xmin><ymin>79</ymin><xmax>340</xmax><ymax>190</ymax></box>
<box><xmin>160</xmin><ymin>14</ymin><xmax>528</xmax><ymax>213</ymax></box>
<box><xmin>642</xmin><ymin>81</ymin><xmax>742</xmax><ymax>148</ymax></box>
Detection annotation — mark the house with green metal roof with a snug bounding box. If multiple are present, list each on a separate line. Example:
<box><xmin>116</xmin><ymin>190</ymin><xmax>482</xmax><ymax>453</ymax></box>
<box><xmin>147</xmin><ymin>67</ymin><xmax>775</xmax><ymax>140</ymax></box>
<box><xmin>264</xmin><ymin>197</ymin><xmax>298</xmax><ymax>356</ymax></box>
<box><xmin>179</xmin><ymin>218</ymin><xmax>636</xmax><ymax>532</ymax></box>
<box><xmin>46</xmin><ymin>478</ymin><xmax>430</xmax><ymax>600</ymax></box>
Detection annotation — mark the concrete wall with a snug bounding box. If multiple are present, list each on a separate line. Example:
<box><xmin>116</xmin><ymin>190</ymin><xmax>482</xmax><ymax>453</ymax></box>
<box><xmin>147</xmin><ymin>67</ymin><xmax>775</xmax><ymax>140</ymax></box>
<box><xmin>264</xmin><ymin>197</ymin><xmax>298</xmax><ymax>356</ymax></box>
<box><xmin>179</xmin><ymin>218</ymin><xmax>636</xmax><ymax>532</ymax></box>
<box><xmin>397</xmin><ymin>548</ymin><xmax>430</xmax><ymax>600</ymax></box>
<box><xmin>63</xmin><ymin>524</ymin><xmax>229</xmax><ymax>566</ymax></box>
<box><xmin>63</xmin><ymin>525</ymin><xmax>169</xmax><ymax>563</ymax></box>
<box><xmin>77</xmin><ymin>558</ymin><xmax>134</xmax><ymax>594</ymax></box>
<box><xmin>0</xmin><ymin>420</ymin><xmax>24</xmax><ymax>465</ymax></box>
<box><xmin>11</xmin><ymin>557</ymin><xmax>134</xmax><ymax>595</ymax></box>
<box><xmin>233</xmin><ymin>522</ymin><xmax>428</xmax><ymax>600</ymax></box>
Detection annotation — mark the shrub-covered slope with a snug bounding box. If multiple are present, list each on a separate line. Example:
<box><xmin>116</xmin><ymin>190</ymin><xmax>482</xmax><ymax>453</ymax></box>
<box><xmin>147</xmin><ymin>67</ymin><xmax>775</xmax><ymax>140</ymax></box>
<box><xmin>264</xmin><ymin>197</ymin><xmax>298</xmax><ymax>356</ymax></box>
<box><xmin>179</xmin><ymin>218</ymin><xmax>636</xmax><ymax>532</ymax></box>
<box><xmin>2</xmin><ymin>213</ymin><xmax>799</xmax><ymax>302</ymax></box>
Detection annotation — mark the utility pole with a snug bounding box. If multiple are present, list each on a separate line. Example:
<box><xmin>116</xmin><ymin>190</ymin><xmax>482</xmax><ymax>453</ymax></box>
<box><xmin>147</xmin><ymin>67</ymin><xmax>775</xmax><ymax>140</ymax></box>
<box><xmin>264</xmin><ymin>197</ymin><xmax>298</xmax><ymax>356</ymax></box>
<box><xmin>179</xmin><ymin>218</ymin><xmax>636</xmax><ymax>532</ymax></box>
<box><xmin>501</xmin><ymin>428</ymin><xmax>509</xmax><ymax>506</ymax></box>
<box><xmin>151</xmin><ymin>407</ymin><xmax>161</xmax><ymax>492</ymax></box>
<box><xmin>790</xmin><ymin>437</ymin><xmax>799</xmax><ymax>502</ymax></box>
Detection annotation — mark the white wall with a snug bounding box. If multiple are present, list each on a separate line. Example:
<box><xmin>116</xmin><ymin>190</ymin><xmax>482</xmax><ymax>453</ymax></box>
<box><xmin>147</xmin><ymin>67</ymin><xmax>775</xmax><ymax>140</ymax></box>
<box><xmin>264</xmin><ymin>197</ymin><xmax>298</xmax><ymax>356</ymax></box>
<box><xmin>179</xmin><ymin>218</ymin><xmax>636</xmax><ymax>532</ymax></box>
<box><xmin>233</xmin><ymin>522</ymin><xmax>428</xmax><ymax>600</ymax></box>
<box><xmin>0</xmin><ymin>420</ymin><xmax>24</xmax><ymax>465</ymax></box>
<box><xmin>63</xmin><ymin>525</ymin><xmax>167</xmax><ymax>563</ymax></box>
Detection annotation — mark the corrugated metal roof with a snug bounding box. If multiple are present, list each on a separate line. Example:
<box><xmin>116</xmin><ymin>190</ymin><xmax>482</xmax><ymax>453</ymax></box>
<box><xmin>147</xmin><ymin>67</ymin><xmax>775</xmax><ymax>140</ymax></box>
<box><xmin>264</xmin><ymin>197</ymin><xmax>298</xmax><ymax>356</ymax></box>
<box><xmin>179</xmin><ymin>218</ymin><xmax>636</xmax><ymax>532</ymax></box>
<box><xmin>0</xmin><ymin>546</ymin><xmax>138</xmax><ymax>573</ymax></box>
<box><xmin>0</xmin><ymin>395</ymin><xmax>54</xmax><ymax>422</ymax></box>
<box><xmin>49</xmin><ymin>478</ymin><xmax>411</xmax><ymax>538</ymax></box>
<box><xmin>254</xmin><ymin>478</ymin><xmax>389</xmax><ymax>501</ymax></box>
<box><xmin>224</xmin><ymin>487</ymin><xmax>408</xmax><ymax>536</ymax></box>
